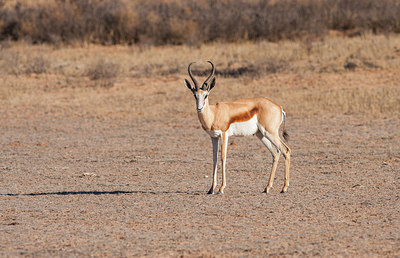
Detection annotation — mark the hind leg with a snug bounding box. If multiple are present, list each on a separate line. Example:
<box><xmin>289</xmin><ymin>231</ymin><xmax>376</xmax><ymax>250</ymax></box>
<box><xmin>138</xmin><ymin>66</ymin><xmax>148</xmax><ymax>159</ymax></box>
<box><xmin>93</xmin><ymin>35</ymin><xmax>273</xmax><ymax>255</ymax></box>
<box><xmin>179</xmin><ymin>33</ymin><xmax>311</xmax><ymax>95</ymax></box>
<box><xmin>271</xmin><ymin>134</ymin><xmax>291</xmax><ymax>193</ymax></box>
<box><xmin>280</xmin><ymin>141</ymin><xmax>291</xmax><ymax>193</ymax></box>
<box><xmin>256</xmin><ymin>131</ymin><xmax>281</xmax><ymax>193</ymax></box>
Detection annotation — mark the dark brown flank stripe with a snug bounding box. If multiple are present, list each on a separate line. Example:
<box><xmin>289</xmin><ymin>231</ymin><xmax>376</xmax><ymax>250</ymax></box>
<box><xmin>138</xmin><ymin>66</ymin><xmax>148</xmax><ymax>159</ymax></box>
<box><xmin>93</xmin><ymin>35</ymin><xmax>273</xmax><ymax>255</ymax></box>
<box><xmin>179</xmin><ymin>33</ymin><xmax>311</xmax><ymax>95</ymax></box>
<box><xmin>202</xmin><ymin>107</ymin><xmax>259</xmax><ymax>132</ymax></box>
<box><xmin>224</xmin><ymin>107</ymin><xmax>258</xmax><ymax>131</ymax></box>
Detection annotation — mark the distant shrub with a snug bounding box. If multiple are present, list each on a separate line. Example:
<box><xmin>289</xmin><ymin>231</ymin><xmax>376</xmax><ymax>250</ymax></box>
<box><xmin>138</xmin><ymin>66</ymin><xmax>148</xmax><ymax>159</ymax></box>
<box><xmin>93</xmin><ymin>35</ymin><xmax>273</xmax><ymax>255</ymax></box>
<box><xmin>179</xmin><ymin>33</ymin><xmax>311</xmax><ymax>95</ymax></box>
<box><xmin>26</xmin><ymin>55</ymin><xmax>50</xmax><ymax>74</ymax></box>
<box><xmin>87</xmin><ymin>58</ymin><xmax>120</xmax><ymax>87</ymax></box>
<box><xmin>0</xmin><ymin>50</ymin><xmax>49</xmax><ymax>75</ymax></box>
<box><xmin>0</xmin><ymin>0</ymin><xmax>400</xmax><ymax>45</ymax></box>
<box><xmin>0</xmin><ymin>49</ymin><xmax>23</xmax><ymax>75</ymax></box>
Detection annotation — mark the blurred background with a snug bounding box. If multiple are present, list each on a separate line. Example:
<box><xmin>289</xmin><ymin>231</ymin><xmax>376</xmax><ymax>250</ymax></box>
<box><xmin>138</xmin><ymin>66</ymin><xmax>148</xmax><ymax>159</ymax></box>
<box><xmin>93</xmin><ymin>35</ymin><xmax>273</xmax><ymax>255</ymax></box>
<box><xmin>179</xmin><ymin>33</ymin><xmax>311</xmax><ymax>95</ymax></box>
<box><xmin>1</xmin><ymin>0</ymin><xmax>400</xmax><ymax>45</ymax></box>
<box><xmin>0</xmin><ymin>0</ymin><xmax>399</xmax><ymax>119</ymax></box>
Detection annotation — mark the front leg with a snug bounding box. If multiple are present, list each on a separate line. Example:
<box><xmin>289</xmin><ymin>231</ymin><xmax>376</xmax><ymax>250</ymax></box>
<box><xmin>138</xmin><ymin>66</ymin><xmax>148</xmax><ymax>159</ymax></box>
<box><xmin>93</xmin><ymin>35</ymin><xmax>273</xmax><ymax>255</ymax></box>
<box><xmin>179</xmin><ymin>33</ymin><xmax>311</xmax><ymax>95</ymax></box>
<box><xmin>218</xmin><ymin>132</ymin><xmax>228</xmax><ymax>194</ymax></box>
<box><xmin>208</xmin><ymin>137</ymin><xmax>219</xmax><ymax>194</ymax></box>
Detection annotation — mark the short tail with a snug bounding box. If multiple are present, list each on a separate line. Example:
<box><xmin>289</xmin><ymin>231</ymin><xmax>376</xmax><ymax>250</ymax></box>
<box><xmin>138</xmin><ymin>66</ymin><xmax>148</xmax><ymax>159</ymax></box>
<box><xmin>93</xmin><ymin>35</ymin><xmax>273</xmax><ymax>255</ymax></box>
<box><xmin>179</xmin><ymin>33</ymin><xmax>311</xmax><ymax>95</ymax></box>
<box><xmin>283</xmin><ymin>130</ymin><xmax>289</xmax><ymax>142</ymax></box>
<box><xmin>281</xmin><ymin>107</ymin><xmax>289</xmax><ymax>142</ymax></box>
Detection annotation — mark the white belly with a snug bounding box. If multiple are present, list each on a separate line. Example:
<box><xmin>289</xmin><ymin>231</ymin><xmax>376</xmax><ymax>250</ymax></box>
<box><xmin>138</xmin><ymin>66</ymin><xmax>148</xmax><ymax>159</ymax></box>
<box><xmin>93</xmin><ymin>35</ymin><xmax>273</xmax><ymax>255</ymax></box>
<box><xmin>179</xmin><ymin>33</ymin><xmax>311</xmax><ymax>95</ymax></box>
<box><xmin>226</xmin><ymin>115</ymin><xmax>258</xmax><ymax>137</ymax></box>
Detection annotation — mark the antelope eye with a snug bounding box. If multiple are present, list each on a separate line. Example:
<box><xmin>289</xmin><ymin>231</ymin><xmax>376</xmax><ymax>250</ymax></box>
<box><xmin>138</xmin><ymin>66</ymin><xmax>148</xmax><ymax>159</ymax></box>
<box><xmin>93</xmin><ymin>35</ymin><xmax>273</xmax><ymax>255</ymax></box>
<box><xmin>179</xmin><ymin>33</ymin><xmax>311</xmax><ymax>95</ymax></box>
<box><xmin>204</xmin><ymin>95</ymin><xmax>208</xmax><ymax>99</ymax></box>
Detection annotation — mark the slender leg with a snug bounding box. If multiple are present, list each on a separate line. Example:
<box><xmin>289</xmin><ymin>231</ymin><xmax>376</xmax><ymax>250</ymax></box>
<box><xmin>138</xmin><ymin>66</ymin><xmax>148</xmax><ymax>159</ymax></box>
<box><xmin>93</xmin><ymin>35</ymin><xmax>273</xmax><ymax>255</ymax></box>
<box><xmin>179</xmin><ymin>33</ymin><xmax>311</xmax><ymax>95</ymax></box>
<box><xmin>256</xmin><ymin>131</ymin><xmax>281</xmax><ymax>193</ymax></box>
<box><xmin>266</xmin><ymin>153</ymin><xmax>280</xmax><ymax>193</ymax></box>
<box><xmin>280</xmin><ymin>142</ymin><xmax>291</xmax><ymax>193</ymax></box>
<box><xmin>218</xmin><ymin>132</ymin><xmax>228</xmax><ymax>194</ymax></box>
<box><xmin>208</xmin><ymin>137</ymin><xmax>219</xmax><ymax>194</ymax></box>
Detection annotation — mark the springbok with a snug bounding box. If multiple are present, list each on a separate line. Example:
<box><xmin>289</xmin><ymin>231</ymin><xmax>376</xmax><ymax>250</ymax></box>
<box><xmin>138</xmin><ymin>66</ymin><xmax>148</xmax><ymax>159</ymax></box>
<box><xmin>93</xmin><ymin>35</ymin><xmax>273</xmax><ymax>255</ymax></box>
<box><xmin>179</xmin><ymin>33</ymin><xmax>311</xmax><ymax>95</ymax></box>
<box><xmin>184</xmin><ymin>61</ymin><xmax>291</xmax><ymax>194</ymax></box>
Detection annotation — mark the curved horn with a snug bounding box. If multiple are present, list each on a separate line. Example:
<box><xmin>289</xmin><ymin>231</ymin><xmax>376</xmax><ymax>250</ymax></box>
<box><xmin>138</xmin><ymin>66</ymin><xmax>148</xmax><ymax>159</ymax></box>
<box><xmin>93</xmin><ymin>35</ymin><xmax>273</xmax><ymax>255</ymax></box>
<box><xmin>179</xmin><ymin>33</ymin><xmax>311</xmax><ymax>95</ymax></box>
<box><xmin>188</xmin><ymin>62</ymin><xmax>199</xmax><ymax>90</ymax></box>
<box><xmin>202</xmin><ymin>61</ymin><xmax>215</xmax><ymax>89</ymax></box>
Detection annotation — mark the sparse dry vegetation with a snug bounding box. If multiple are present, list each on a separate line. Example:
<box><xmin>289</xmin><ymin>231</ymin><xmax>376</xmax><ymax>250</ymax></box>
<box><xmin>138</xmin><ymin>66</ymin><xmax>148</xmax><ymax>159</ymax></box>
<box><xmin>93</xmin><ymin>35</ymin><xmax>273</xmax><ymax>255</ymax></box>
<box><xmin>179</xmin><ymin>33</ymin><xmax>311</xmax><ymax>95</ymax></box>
<box><xmin>1</xmin><ymin>0</ymin><xmax>400</xmax><ymax>45</ymax></box>
<box><xmin>0</xmin><ymin>34</ymin><xmax>399</xmax><ymax>120</ymax></box>
<box><xmin>0</xmin><ymin>0</ymin><xmax>399</xmax><ymax>120</ymax></box>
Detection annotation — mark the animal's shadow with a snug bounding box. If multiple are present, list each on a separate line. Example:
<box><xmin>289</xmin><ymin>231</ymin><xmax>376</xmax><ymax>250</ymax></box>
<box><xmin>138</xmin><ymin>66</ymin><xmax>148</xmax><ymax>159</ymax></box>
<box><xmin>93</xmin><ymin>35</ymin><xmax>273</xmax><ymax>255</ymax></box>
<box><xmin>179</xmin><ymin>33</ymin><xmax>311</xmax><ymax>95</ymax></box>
<box><xmin>1</xmin><ymin>190</ymin><xmax>203</xmax><ymax>196</ymax></box>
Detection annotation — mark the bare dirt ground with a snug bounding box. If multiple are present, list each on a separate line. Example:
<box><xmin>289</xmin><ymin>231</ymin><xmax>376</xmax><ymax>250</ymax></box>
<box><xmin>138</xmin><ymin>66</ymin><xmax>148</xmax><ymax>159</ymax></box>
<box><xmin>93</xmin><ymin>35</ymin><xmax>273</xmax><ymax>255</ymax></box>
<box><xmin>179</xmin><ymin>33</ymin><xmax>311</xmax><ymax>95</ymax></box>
<box><xmin>1</xmin><ymin>71</ymin><xmax>400</xmax><ymax>256</ymax></box>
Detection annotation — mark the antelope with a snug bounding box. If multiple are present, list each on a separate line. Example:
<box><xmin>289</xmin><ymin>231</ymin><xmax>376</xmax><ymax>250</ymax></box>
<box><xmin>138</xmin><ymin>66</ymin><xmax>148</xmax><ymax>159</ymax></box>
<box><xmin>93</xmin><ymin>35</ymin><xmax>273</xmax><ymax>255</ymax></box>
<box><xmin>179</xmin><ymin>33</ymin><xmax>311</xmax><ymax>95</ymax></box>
<box><xmin>184</xmin><ymin>61</ymin><xmax>291</xmax><ymax>194</ymax></box>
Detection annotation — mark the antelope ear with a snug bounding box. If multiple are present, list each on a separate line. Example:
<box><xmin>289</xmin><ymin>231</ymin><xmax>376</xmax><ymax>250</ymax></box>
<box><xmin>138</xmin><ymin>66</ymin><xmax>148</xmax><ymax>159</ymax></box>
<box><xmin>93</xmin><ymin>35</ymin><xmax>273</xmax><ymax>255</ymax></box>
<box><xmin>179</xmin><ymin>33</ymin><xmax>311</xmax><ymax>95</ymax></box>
<box><xmin>184</xmin><ymin>79</ymin><xmax>194</xmax><ymax>92</ymax></box>
<box><xmin>208</xmin><ymin>77</ymin><xmax>216</xmax><ymax>92</ymax></box>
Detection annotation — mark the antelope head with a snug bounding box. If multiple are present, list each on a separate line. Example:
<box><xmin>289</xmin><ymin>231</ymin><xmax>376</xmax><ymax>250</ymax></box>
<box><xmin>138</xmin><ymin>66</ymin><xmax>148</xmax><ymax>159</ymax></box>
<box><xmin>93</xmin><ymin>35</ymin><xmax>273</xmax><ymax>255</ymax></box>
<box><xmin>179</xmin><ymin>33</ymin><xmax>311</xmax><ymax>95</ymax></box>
<box><xmin>184</xmin><ymin>61</ymin><xmax>216</xmax><ymax>112</ymax></box>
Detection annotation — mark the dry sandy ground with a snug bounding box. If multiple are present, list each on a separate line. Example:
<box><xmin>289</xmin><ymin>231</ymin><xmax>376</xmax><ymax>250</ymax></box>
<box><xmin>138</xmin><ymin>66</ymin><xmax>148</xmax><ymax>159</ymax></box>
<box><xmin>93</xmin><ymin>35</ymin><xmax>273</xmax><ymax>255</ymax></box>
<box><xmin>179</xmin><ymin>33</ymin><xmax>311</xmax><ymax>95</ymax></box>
<box><xmin>1</xmin><ymin>74</ymin><xmax>399</xmax><ymax>256</ymax></box>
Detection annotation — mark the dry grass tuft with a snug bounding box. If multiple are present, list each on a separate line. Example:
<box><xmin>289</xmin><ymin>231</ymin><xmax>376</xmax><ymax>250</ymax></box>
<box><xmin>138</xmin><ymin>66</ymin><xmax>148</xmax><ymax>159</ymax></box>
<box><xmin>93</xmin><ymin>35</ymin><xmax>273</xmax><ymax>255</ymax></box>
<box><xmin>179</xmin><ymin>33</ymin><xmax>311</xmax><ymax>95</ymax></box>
<box><xmin>87</xmin><ymin>59</ymin><xmax>120</xmax><ymax>88</ymax></box>
<box><xmin>25</xmin><ymin>54</ymin><xmax>50</xmax><ymax>74</ymax></box>
<box><xmin>0</xmin><ymin>47</ymin><xmax>49</xmax><ymax>75</ymax></box>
